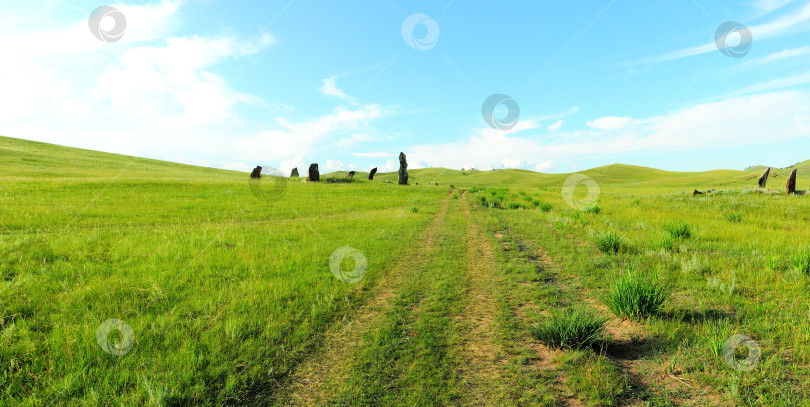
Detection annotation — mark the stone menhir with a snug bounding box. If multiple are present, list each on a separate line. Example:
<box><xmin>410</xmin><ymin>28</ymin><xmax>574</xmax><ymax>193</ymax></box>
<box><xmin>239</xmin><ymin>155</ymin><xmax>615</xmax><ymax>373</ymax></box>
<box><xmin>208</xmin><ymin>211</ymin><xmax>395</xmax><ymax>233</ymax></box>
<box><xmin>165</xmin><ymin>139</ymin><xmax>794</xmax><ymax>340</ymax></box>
<box><xmin>787</xmin><ymin>168</ymin><xmax>797</xmax><ymax>194</ymax></box>
<box><xmin>347</xmin><ymin>171</ymin><xmax>356</xmax><ymax>178</ymax></box>
<box><xmin>758</xmin><ymin>167</ymin><xmax>770</xmax><ymax>188</ymax></box>
<box><xmin>291</xmin><ymin>167</ymin><xmax>299</xmax><ymax>177</ymax></box>
<box><xmin>309</xmin><ymin>163</ymin><xmax>320</xmax><ymax>182</ymax></box>
<box><xmin>250</xmin><ymin>166</ymin><xmax>262</xmax><ymax>179</ymax></box>
<box><xmin>369</xmin><ymin>167</ymin><xmax>378</xmax><ymax>180</ymax></box>
<box><xmin>398</xmin><ymin>152</ymin><xmax>408</xmax><ymax>185</ymax></box>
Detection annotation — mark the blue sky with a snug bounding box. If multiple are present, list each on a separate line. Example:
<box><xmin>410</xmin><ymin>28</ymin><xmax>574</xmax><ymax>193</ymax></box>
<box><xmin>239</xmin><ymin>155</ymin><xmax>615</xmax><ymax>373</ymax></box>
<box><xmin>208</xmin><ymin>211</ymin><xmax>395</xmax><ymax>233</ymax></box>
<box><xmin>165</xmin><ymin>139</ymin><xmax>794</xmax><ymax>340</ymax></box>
<box><xmin>1</xmin><ymin>0</ymin><xmax>810</xmax><ymax>174</ymax></box>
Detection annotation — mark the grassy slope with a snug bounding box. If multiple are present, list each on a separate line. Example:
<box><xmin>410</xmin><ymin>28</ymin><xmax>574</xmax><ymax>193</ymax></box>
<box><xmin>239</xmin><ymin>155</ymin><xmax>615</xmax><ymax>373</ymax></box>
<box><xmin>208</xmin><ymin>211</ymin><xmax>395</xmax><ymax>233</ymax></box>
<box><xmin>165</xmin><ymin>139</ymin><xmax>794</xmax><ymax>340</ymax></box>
<box><xmin>4</xmin><ymin>135</ymin><xmax>810</xmax><ymax>406</ymax></box>
<box><xmin>0</xmin><ymin>136</ymin><xmax>449</xmax><ymax>405</ymax></box>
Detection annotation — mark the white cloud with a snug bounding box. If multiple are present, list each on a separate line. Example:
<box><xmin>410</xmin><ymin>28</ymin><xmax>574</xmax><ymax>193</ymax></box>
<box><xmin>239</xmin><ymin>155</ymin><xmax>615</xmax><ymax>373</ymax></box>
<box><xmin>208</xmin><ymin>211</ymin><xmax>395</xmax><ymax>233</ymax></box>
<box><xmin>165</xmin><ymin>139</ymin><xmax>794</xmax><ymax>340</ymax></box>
<box><xmin>634</xmin><ymin>2</ymin><xmax>810</xmax><ymax>65</ymax></box>
<box><xmin>586</xmin><ymin>116</ymin><xmax>639</xmax><ymax>130</ymax></box>
<box><xmin>234</xmin><ymin>105</ymin><xmax>385</xmax><ymax>161</ymax></box>
<box><xmin>548</xmin><ymin>120</ymin><xmax>564</xmax><ymax>131</ymax></box>
<box><xmin>535</xmin><ymin>160</ymin><xmax>554</xmax><ymax>172</ymax></box>
<box><xmin>408</xmin><ymin>90</ymin><xmax>810</xmax><ymax>172</ymax></box>
<box><xmin>351</xmin><ymin>151</ymin><xmax>393</xmax><ymax>158</ymax></box>
<box><xmin>502</xmin><ymin>158</ymin><xmax>526</xmax><ymax>169</ymax></box>
<box><xmin>320</xmin><ymin>76</ymin><xmax>353</xmax><ymax>102</ymax></box>
<box><xmin>752</xmin><ymin>0</ymin><xmax>797</xmax><ymax>16</ymax></box>
<box><xmin>324</xmin><ymin>160</ymin><xmax>345</xmax><ymax>171</ymax></box>
<box><xmin>746</xmin><ymin>45</ymin><xmax>810</xmax><ymax>64</ymax></box>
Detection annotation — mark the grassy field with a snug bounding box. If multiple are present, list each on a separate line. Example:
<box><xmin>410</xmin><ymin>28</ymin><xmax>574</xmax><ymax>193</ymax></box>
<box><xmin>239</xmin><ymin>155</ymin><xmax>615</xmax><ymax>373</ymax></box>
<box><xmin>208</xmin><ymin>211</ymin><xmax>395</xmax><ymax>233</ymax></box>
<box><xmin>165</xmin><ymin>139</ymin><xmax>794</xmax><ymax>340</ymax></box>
<box><xmin>2</xmin><ymin>135</ymin><xmax>810</xmax><ymax>405</ymax></box>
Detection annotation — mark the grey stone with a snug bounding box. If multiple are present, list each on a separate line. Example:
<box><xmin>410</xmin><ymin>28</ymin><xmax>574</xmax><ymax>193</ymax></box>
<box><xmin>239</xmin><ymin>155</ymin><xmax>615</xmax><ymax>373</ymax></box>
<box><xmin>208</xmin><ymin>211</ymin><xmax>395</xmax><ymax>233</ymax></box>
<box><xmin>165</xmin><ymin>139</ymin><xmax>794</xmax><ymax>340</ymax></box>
<box><xmin>369</xmin><ymin>167</ymin><xmax>378</xmax><ymax>180</ymax></box>
<box><xmin>398</xmin><ymin>152</ymin><xmax>408</xmax><ymax>185</ymax></box>
<box><xmin>787</xmin><ymin>168</ymin><xmax>797</xmax><ymax>194</ymax></box>
<box><xmin>291</xmin><ymin>167</ymin><xmax>299</xmax><ymax>177</ymax></box>
<box><xmin>758</xmin><ymin>167</ymin><xmax>770</xmax><ymax>188</ymax></box>
<box><xmin>250</xmin><ymin>166</ymin><xmax>262</xmax><ymax>179</ymax></box>
<box><xmin>309</xmin><ymin>163</ymin><xmax>320</xmax><ymax>182</ymax></box>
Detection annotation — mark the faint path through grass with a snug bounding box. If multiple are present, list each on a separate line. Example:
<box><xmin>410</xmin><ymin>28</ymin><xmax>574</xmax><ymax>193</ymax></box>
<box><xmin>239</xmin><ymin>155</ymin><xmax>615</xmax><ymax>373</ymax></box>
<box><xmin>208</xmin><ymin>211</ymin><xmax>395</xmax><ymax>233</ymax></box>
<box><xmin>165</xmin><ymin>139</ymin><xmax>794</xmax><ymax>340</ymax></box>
<box><xmin>275</xmin><ymin>191</ymin><xmax>456</xmax><ymax>405</ymax></box>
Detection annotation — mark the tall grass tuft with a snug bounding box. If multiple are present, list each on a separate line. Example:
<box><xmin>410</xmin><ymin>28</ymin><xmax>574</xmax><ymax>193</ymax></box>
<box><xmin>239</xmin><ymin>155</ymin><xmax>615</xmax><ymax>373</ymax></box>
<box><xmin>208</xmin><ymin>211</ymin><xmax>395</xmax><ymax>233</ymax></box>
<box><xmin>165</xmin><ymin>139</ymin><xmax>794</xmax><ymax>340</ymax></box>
<box><xmin>663</xmin><ymin>221</ymin><xmax>692</xmax><ymax>239</ymax></box>
<box><xmin>595</xmin><ymin>231</ymin><xmax>624</xmax><ymax>254</ymax></box>
<box><xmin>530</xmin><ymin>308</ymin><xmax>606</xmax><ymax>350</ymax></box>
<box><xmin>790</xmin><ymin>248</ymin><xmax>810</xmax><ymax>275</ymax></box>
<box><xmin>605</xmin><ymin>267</ymin><xmax>670</xmax><ymax>321</ymax></box>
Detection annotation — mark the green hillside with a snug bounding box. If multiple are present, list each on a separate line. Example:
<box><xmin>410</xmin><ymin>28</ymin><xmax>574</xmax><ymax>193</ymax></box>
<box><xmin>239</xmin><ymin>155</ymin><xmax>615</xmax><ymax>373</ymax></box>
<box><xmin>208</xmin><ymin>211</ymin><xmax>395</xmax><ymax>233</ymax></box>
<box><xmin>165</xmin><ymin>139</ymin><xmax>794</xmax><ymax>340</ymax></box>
<box><xmin>3</xmin><ymin>135</ymin><xmax>810</xmax><ymax>405</ymax></box>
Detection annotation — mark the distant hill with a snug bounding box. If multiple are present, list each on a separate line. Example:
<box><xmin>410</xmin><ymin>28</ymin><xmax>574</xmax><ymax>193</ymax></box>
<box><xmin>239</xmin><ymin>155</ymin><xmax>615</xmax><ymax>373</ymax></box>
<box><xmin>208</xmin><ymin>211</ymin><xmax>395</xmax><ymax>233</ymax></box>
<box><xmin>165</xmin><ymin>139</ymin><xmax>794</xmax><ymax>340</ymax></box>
<box><xmin>2</xmin><ymin>135</ymin><xmax>806</xmax><ymax>191</ymax></box>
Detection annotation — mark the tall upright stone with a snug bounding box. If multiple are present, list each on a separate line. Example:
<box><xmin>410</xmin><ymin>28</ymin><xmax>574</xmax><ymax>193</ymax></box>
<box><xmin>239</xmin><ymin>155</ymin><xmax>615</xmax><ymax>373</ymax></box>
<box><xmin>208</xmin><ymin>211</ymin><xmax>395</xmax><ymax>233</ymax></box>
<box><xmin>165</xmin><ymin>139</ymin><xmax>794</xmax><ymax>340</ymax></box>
<box><xmin>787</xmin><ymin>168</ymin><xmax>797</xmax><ymax>194</ymax></box>
<box><xmin>250</xmin><ymin>166</ymin><xmax>262</xmax><ymax>179</ymax></box>
<box><xmin>309</xmin><ymin>163</ymin><xmax>320</xmax><ymax>182</ymax></box>
<box><xmin>369</xmin><ymin>167</ymin><xmax>378</xmax><ymax>180</ymax></box>
<box><xmin>291</xmin><ymin>167</ymin><xmax>299</xmax><ymax>177</ymax></box>
<box><xmin>758</xmin><ymin>167</ymin><xmax>770</xmax><ymax>188</ymax></box>
<box><xmin>398</xmin><ymin>152</ymin><xmax>408</xmax><ymax>185</ymax></box>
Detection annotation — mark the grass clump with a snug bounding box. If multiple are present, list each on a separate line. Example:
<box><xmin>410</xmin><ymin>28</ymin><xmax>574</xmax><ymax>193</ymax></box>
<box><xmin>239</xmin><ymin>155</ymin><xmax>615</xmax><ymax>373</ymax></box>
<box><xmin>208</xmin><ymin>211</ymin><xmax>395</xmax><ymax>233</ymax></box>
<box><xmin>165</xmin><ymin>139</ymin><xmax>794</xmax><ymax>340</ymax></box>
<box><xmin>595</xmin><ymin>231</ymin><xmax>624</xmax><ymax>254</ymax></box>
<box><xmin>539</xmin><ymin>203</ymin><xmax>553</xmax><ymax>212</ymax></box>
<box><xmin>723</xmin><ymin>211</ymin><xmax>743</xmax><ymax>223</ymax></box>
<box><xmin>790</xmin><ymin>248</ymin><xmax>810</xmax><ymax>275</ymax></box>
<box><xmin>663</xmin><ymin>221</ymin><xmax>691</xmax><ymax>239</ymax></box>
<box><xmin>530</xmin><ymin>308</ymin><xmax>606</xmax><ymax>350</ymax></box>
<box><xmin>411</xmin><ymin>207</ymin><xmax>419</xmax><ymax>213</ymax></box>
<box><xmin>604</xmin><ymin>267</ymin><xmax>670</xmax><ymax>321</ymax></box>
<box><xmin>561</xmin><ymin>351</ymin><xmax>628</xmax><ymax>407</ymax></box>
<box><xmin>584</xmin><ymin>204</ymin><xmax>601</xmax><ymax>214</ymax></box>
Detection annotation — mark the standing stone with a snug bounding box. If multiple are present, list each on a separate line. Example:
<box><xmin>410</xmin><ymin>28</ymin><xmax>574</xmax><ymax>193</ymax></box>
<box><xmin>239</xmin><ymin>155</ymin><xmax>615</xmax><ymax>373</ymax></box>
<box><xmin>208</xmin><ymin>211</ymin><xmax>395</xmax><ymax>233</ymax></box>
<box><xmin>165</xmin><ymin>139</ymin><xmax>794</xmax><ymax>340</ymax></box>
<box><xmin>309</xmin><ymin>163</ymin><xmax>320</xmax><ymax>182</ymax></box>
<box><xmin>787</xmin><ymin>168</ymin><xmax>797</xmax><ymax>194</ymax></box>
<box><xmin>758</xmin><ymin>167</ymin><xmax>770</xmax><ymax>188</ymax></box>
<box><xmin>398</xmin><ymin>152</ymin><xmax>408</xmax><ymax>185</ymax></box>
<box><xmin>369</xmin><ymin>167</ymin><xmax>378</xmax><ymax>180</ymax></box>
<box><xmin>347</xmin><ymin>171</ymin><xmax>356</xmax><ymax>178</ymax></box>
<box><xmin>250</xmin><ymin>166</ymin><xmax>262</xmax><ymax>179</ymax></box>
<box><xmin>291</xmin><ymin>167</ymin><xmax>299</xmax><ymax>177</ymax></box>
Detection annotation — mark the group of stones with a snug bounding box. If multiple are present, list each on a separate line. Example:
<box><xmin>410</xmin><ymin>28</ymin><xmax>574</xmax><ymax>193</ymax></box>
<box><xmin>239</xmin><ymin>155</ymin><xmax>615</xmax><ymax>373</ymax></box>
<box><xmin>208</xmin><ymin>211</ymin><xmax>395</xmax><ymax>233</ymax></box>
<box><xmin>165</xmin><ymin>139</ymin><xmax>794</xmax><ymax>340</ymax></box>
<box><xmin>758</xmin><ymin>167</ymin><xmax>800</xmax><ymax>194</ymax></box>
<box><xmin>693</xmin><ymin>166</ymin><xmax>800</xmax><ymax>196</ymax></box>
<box><xmin>249</xmin><ymin>152</ymin><xmax>411</xmax><ymax>185</ymax></box>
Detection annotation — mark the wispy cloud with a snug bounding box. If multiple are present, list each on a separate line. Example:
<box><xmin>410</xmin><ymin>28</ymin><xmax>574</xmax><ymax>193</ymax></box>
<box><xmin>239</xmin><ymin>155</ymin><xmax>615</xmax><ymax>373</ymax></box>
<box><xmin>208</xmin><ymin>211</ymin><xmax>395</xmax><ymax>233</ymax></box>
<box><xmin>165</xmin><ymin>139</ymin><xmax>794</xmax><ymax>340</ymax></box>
<box><xmin>632</xmin><ymin>1</ymin><xmax>810</xmax><ymax>65</ymax></box>
<box><xmin>408</xmin><ymin>90</ymin><xmax>810</xmax><ymax>172</ymax></box>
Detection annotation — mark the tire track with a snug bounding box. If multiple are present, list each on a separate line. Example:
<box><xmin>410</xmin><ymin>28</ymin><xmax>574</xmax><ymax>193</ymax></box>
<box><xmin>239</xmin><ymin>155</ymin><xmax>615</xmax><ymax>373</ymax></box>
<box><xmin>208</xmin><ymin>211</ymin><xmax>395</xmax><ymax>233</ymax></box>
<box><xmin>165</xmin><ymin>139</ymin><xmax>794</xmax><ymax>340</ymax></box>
<box><xmin>275</xmin><ymin>191</ymin><xmax>456</xmax><ymax>405</ymax></box>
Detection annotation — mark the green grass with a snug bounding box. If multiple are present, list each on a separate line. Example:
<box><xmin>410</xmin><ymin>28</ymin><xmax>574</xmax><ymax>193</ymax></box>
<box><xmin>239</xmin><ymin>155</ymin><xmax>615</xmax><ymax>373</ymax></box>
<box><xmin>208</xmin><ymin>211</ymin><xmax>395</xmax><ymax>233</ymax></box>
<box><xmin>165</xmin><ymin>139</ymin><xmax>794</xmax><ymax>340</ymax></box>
<box><xmin>0</xmin><ymin>136</ymin><xmax>448</xmax><ymax>405</ymax></box>
<box><xmin>604</xmin><ymin>268</ymin><xmax>671</xmax><ymax>321</ymax></box>
<box><xmin>789</xmin><ymin>248</ymin><xmax>810</xmax><ymax>275</ymax></box>
<box><xmin>5</xmin><ymin>135</ymin><xmax>810</xmax><ymax>405</ymax></box>
<box><xmin>663</xmin><ymin>221</ymin><xmax>692</xmax><ymax>239</ymax></box>
<box><xmin>595</xmin><ymin>231</ymin><xmax>625</xmax><ymax>254</ymax></box>
<box><xmin>530</xmin><ymin>308</ymin><xmax>606</xmax><ymax>350</ymax></box>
